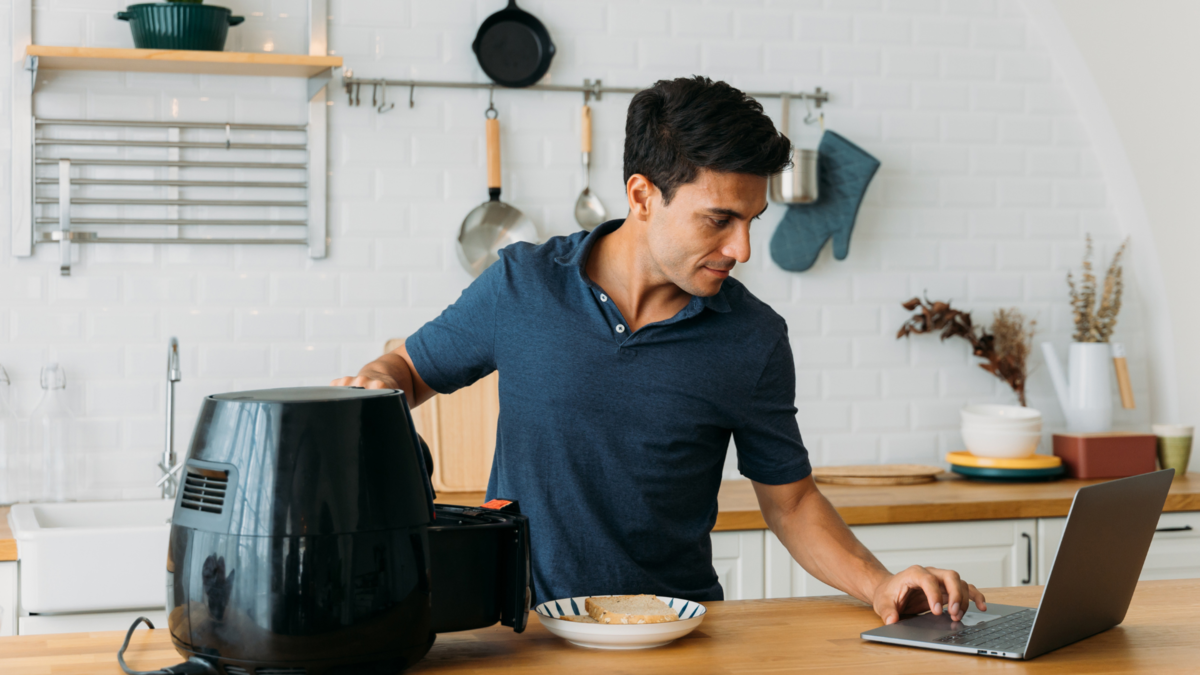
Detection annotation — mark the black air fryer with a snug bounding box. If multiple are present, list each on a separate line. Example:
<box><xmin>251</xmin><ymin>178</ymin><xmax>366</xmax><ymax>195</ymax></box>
<box><xmin>161</xmin><ymin>387</ymin><xmax>529</xmax><ymax>675</ymax></box>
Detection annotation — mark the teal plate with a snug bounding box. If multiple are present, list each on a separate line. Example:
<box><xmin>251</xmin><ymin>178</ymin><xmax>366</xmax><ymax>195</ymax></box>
<box><xmin>951</xmin><ymin>464</ymin><xmax>1065</xmax><ymax>482</ymax></box>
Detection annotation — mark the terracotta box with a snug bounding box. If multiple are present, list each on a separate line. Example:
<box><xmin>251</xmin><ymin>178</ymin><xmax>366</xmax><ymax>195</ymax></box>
<box><xmin>1052</xmin><ymin>432</ymin><xmax>1158</xmax><ymax>479</ymax></box>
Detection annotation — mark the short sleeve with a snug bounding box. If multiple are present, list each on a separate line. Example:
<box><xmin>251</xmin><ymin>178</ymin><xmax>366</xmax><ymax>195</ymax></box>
<box><xmin>405</xmin><ymin>255</ymin><xmax>505</xmax><ymax>395</ymax></box>
<box><xmin>732</xmin><ymin>333</ymin><xmax>812</xmax><ymax>485</ymax></box>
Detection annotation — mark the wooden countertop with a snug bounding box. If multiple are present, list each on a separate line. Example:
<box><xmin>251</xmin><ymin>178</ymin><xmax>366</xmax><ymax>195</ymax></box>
<box><xmin>0</xmin><ymin>474</ymin><xmax>1196</xmax><ymax>561</ymax></box>
<box><xmin>437</xmin><ymin>472</ymin><xmax>1200</xmax><ymax>531</ymax></box>
<box><xmin>3</xmin><ymin>579</ymin><xmax>1198</xmax><ymax>673</ymax></box>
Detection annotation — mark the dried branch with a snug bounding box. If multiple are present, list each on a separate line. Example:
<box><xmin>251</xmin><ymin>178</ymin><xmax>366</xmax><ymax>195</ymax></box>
<box><xmin>1068</xmin><ymin>234</ymin><xmax>1128</xmax><ymax>342</ymax></box>
<box><xmin>897</xmin><ymin>297</ymin><xmax>1037</xmax><ymax>406</ymax></box>
<box><xmin>988</xmin><ymin>308</ymin><xmax>1037</xmax><ymax>407</ymax></box>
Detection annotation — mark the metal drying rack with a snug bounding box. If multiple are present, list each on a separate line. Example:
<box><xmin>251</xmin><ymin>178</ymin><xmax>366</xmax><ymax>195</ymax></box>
<box><xmin>339</xmin><ymin>71</ymin><xmax>829</xmax><ymax>110</ymax></box>
<box><xmin>34</xmin><ymin>118</ymin><xmax>313</xmax><ymax>275</ymax></box>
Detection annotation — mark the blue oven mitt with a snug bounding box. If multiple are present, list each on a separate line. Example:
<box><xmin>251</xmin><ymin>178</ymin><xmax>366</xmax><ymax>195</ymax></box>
<box><xmin>769</xmin><ymin>130</ymin><xmax>880</xmax><ymax>272</ymax></box>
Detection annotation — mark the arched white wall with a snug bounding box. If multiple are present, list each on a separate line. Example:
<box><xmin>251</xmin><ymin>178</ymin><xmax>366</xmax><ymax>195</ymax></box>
<box><xmin>1021</xmin><ymin>0</ymin><xmax>1184</xmax><ymax>424</ymax></box>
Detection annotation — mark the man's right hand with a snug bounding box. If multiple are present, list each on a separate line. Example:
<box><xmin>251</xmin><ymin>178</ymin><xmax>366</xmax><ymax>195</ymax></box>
<box><xmin>330</xmin><ymin>372</ymin><xmax>399</xmax><ymax>389</ymax></box>
<box><xmin>329</xmin><ymin>344</ymin><xmax>436</xmax><ymax>410</ymax></box>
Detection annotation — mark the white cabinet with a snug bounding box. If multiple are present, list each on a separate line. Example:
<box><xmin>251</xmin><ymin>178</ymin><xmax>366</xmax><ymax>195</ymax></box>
<box><xmin>0</xmin><ymin>561</ymin><xmax>16</xmax><ymax>636</ymax></box>
<box><xmin>1038</xmin><ymin>511</ymin><xmax>1200</xmax><ymax>585</ymax></box>
<box><xmin>764</xmin><ymin>519</ymin><xmax>1038</xmax><ymax>598</ymax></box>
<box><xmin>711</xmin><ymin>530</ymin><xmax>764</xmax><ymax>600</ymax></box>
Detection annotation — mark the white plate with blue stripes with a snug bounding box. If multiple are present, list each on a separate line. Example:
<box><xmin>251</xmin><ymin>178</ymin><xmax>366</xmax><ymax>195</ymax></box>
<box><xmin>534</xmin><ymin>595</ymin><xmax>707</xmax><ymax>649</ymax></box>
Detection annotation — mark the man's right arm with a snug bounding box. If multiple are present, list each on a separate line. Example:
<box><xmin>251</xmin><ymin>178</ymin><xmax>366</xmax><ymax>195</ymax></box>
<box><xmin>331</xmin><ymin>340</ymin><xmax>436</xmax><ymax>410</ymax></box>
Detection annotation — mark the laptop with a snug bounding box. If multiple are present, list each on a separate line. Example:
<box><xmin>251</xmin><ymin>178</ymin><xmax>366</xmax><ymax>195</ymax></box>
<box><xmin>861</xmin><ymin>468</ymin><xmax>1175</xmax><ymax>660</ymax></box>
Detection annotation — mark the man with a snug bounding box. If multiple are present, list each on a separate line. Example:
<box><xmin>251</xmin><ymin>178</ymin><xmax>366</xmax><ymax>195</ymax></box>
<box><xmin>334</xmin><ymin>76</ymin><xmax>986</xmax><ymax>626</ymax></box>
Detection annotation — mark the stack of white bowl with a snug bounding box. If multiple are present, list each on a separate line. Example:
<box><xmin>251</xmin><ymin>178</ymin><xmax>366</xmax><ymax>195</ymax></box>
<box><xmin>960</xmin><ymin>405</ymin><xmax>1043</xmax><ymax>458</ymax></box>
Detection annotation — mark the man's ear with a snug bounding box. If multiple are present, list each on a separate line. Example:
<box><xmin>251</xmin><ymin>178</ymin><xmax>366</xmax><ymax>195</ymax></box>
<box><xmin>625</xmin><ymin>174</ymin><xmax>658</xmax><ymax>223</ymax></box>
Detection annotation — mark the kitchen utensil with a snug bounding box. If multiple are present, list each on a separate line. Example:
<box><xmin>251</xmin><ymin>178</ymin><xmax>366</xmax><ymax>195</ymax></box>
<box><xmin>945</xmin><ymin>451</ymin><xmax>1062</xmax><ymax>470</ymax></box>
<box><xmin>1043</xmin><ymin>342</ymin><xmax>1114</xmax><ymax>433</ymax></box>
<box><xmin>472</xmin><ymin>0</ymin><xmax>556</xmax><ymax>88</ymax></box>
<box><xmin>769</xmin><ymin>130</ymin><xmax>880</xmax><ymax>272</ymax></box>
<box><xmin>1053</xmin><ymin>432</ymin><xmax>1158</xmax><ymax>479</ymax></box>
<box><xmin>458</xmin><ymin>107</ymin><xmax>539</xmax><ymax>276</ymax></box>
<box><xmin>961</xmin><ymin>427</ymin><xmax>1041</xmax><ymax>459</ymax></box>
<box><xmin>1113</xmin><ymin>342</ymin><xmax>1136</xmax><ymax>409</ymax></box>
<box><xmin>163</xmin><ymin>387</ymin><xmax>530</xmax><ymax>674</ymax></box>
<box><xmin>812</xmin><ymin>464</ymin><xmax>943</xmax><ymax>486</ymax></box>
<box><xmin>769</xmin><ymin>94</ymin><xmax>819</xmax><ymax>205</ymax></box>
<box><xmin>1153</xmin><ymin>424</ymin><xmax>1193</xmax><ymax>476</ymax></box>
<box><xmin>535</xmin><ymin>596</ymin><xmax>706</xmax><ymax>649</ymax></box>
<box><xmin>115</xmin><ymin>3</ymin><xmax>244</xmax><ymax>51</ymax></box>
<box><xmin>950</xmin><ymin>463</ymin><xmax>1065</xmax><ymax>482</ymax></box>
<box><xmin>574</xmin><ymin>104</ymin><xmax>607</xmax><ymax>231</ymax></box>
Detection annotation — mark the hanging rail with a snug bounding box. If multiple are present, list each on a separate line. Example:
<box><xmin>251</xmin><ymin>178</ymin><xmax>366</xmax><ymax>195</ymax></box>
<box><xmin>339</xmin><ymin>71</ymin><xmax>828</xmax><ymax>109</ymax></box>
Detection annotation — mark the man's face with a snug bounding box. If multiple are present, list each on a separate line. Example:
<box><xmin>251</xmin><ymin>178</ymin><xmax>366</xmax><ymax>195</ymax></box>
<box><xmin>645</xmin><ymin>169</ymin><xmax>768</xmax><ymax>297</ymax></box>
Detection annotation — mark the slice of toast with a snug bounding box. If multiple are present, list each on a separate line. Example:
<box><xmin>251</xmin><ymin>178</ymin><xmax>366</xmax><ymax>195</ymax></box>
<box><xmin>585</xmin><ymin>595</ymin><xmax>679</xmax><ymax>624</ymax></box>
<box><xmin>558</xmin><ymin>614</ymin><xmax>598</xmax><ymax>623</ymax></box>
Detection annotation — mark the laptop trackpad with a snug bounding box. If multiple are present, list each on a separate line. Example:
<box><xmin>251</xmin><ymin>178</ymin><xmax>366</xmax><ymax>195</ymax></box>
<box><xmin>960</xmin><ymin>610</ymin><xmax>1004</xmax><ymax>626</ymax></box>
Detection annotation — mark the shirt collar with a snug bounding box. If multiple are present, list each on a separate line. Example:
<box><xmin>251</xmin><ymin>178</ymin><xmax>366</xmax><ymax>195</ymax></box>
<box><xmin>555</xmin><ymin>218</ymin><xmax>732</xmax><ymax>314</ymax></box>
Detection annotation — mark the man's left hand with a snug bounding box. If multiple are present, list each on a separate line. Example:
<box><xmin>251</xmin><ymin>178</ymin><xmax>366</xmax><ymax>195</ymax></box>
<box><xmin>871</xmin><ymin>565</ymin><xmax>987</xmax><ymax>625</ymax></box>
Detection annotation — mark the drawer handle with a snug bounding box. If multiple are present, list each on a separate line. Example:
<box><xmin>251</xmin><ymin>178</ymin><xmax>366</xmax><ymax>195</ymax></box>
<box><xmin>1155</xmin><ymin>525</ymin><xmax>1194</xmax><ymax>533</ymax></box>
<box><xmin>1022</xmin><ymin>532</ymin><xmax>1032</xmax><ymax>584</ymax></box>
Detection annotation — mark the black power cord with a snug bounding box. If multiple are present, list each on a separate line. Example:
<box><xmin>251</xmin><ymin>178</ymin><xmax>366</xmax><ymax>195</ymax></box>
<box><xmin>117</xmin><ymin>616</ymin><xmax>218</xmax><ymax>675</ymax></box>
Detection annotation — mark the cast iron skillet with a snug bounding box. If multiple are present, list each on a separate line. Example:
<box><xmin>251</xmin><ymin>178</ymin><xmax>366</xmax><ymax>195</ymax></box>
<box><xmin>472</xmin><ymin>0</ymin><xmax>556</xmax><ymax>88</ymax></box>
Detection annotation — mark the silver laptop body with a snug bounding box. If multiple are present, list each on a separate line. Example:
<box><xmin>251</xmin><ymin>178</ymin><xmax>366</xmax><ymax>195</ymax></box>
<box><xmin>860</xmin><ymin>469</ymin><xmax>1174</xmax><ymax>660</ymax></box>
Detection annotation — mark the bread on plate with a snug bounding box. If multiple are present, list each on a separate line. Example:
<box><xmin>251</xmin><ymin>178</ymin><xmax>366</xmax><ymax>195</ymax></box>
<box><xmin>585</xmin><ymin>595</ymin><xmax>679</xmax><ymax>624</ymax></box>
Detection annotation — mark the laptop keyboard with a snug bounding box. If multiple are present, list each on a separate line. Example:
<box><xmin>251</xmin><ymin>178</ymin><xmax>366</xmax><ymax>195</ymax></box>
<box><xmin>934</xmin><ymin>608</ymin><xmax>1036</xmax><ymax>654</ymax></box>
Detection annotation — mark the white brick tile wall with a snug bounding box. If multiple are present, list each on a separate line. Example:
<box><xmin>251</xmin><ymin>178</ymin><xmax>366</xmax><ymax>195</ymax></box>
<box><xmin>1</xmin><ymin>0</ymin><xmax>1152</xmax><ymax>495</ymax></box>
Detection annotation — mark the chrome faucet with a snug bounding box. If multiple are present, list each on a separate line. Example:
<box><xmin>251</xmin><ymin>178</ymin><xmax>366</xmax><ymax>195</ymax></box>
<box><xmin>159</xmin><ymin>337</ymin><xmax>182</xmax><ymax>499</ymax></box>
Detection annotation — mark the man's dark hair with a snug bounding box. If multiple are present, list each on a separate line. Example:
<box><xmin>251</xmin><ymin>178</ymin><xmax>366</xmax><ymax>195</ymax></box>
<box><xmin>623</xmin><ymin>76</ymin><xmax>791</xmax><ymax>204</ymax></box>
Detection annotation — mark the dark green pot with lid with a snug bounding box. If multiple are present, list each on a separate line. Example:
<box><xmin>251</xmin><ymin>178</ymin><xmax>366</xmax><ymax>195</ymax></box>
<box><xmin>116</xmin><ymin>1</ymin><xmax>245</xmax><ymax>52</ymax></box>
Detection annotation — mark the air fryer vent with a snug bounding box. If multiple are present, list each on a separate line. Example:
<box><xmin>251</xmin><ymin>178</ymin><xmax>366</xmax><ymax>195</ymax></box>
<box><xmin>180</xmin><ymin>468</ymin><xmax>228</xmax><ymax>514</ymax></box>
<box><xmin>223</xmin><ymin>667</ymin><xmax>249</xmax><ymax>675</ymax></box>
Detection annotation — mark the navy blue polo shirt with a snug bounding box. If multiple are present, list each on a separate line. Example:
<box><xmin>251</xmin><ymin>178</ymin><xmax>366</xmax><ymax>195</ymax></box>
<box><xmin>407</xmin><ymin>219</ymin><xmax>811</xmax><ymax>603</ymax></box>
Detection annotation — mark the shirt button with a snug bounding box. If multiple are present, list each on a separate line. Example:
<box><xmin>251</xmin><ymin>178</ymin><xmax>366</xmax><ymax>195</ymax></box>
<box><xmin>600</xmin><ymin>293</ymin><xmax>608</xmax><ymax>302</ymax></box>
<box><xmin>615</xmin><ymin>324</ymin><xmax>626</xmax><ymax>334</ymax></box>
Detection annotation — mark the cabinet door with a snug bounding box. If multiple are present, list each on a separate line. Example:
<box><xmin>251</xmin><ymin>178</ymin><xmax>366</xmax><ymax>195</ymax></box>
<box><xmin>711</xmin><ymin>530</ymin><xmax>764</xmax><ymax>601</ymax></box>
<box><xmin>0</xmin><ymin>562</ymin><xmax>16</xmax><ymax>636</ymax></box>
<box><xmin>1039</xmin><ymin>511</ymin><xmax>1200</xmax><ymax>584</ymax></box>
<box><xmin>767</xmin><ymin>519</ymin><xmax>1038</xmax><ymax>598</ymax></box>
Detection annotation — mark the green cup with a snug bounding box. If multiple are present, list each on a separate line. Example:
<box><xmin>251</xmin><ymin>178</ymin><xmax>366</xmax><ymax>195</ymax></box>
<box><xmin>1153</xmin><ymin>424</ymin><xmax>1194</xmax><ymax>477</ymax></box>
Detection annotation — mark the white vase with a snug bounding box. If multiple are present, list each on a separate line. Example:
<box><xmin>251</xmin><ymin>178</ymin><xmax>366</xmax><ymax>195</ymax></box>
<box><xmin>1041</xmin><ymin>342</ymin><xmax>1113</xmax><ymax>433</ymax></box>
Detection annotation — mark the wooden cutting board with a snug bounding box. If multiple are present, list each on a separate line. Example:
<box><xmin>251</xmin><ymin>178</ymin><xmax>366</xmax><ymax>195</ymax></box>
<box><xmin>813</xmin><ymin>464</ymin><xmax>943</xmax><ymax>486</ymax></box>
<box><xmin>387</xmin><ymin>338</ymin><xmax>498</xmax><ymax>493</ymax></box>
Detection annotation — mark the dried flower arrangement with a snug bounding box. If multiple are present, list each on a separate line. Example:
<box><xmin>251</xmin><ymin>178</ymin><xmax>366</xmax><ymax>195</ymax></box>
<box><xmin>1068</xmin><ymin>234</ymin><xmax>1128</xmax><ymax>343</ymax></box>
<box><xmin>897</xmin><ymin>297</ymin><xmax>1037</xmax><ymax>406</ymax></box>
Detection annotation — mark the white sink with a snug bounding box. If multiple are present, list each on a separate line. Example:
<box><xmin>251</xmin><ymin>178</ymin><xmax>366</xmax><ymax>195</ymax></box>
<box><xmin>8</xmin><ymin>500</ymin><xmax>173</xmax><ymax>614</ymax></box>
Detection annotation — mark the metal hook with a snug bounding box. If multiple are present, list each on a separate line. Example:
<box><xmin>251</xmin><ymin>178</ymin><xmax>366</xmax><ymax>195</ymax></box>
<box><xmin>225</xmin><ymin>123</ymin><xmax>231</xmax><ymax>149</ymax></box>
<box><xmin>486</xmin><ymin>87</ymin><xmax>498</xmax><ymax>119</ymax></box>
<box><xmin>372</xmin><ymin>83</ymin><xmax>378</xmax><ymax>108</ymax></box>
<box><xmin>409</xmin><ymin>84</ymin><xmax>415</xmax><ymax>109</ymax></box>
<box><xmin>803</xmin><ymin>96</ymin><xmax>818</xmax><ymax>125</ymax></box>
<box><xmin>345</xmin><ymin>81</ymin><xmax>353</xmax><ymax>106</ymax></box>
<box><xmin>377</xmin><ymin>83</ymin><xmax>395</xmax><ymax>113</ymax></box>
<box><xmin>354</xmin><ymin>82</ymin><xmax>361</xmax><ymax>107</ymax></box>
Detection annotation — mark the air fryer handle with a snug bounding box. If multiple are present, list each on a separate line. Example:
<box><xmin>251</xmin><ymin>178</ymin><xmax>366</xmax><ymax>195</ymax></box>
<box><xmin>499</xmin><ymin>513</ymin><xmax>531</xmax><ymax>632</ymax></box>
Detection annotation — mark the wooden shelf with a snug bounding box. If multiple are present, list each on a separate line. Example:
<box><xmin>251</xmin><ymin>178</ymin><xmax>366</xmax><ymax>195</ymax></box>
<box><xmin>26</xmin><ymin>46</ymin><xmax>341</xmax><ymax>78</ymax></box>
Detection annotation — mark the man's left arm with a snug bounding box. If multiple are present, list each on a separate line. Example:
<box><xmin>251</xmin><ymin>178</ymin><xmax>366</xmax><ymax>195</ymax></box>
<box><xmin>752</xmin><ymin>477</ymin><xmax>987</xmax><ymax>624</ymax></box>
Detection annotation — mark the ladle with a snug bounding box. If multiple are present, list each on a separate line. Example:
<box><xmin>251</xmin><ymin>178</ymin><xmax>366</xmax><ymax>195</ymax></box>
<box><xmin>573</xmin><ymin>103</ymin><xmax>607</xmax><ymax>230</ymax></box>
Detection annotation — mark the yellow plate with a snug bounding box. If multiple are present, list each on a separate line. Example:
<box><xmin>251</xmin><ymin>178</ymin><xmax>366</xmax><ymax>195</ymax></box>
<box><xmin>945</xmin><ymin>451</ymin><xmax>1062</xmax><ymax>470</ymax></box>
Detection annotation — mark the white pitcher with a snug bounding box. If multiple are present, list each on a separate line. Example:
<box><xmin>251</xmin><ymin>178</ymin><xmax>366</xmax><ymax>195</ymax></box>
<box><xmin>1041</xmin><ymin>342</ymin><xmax>1113</xmax><ymax>433</ymax></box>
